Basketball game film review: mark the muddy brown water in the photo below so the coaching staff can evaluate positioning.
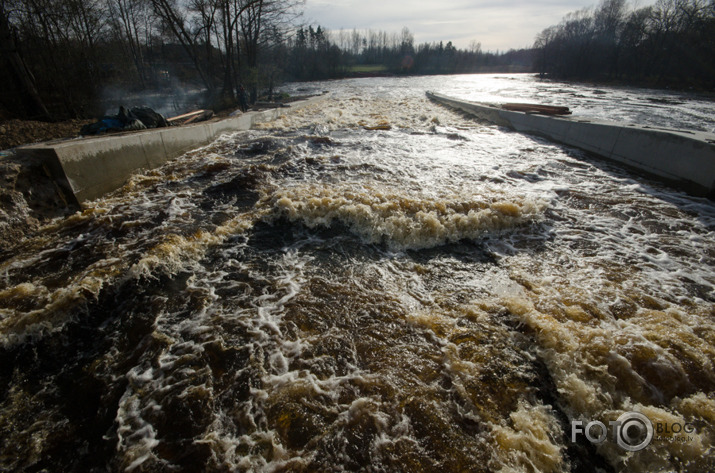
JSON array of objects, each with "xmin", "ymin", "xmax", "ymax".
[{"xmin": 1, "ymin": 75, "xmax": 714, "ymax": 472}]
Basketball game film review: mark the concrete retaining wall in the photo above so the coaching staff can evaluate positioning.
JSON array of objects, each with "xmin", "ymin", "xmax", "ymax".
[
  {"xmin": 17, "ymin": 95, "xmax": 324, "ymax": 206},
  {"xmin": 427, "ymin": 92, "xmax": 715, "ymax": 197}
]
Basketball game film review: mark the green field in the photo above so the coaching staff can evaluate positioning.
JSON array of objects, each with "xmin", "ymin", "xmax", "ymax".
[{"xmin": 348, "ymin": 64, "xmax": 389, "ymax": 73}]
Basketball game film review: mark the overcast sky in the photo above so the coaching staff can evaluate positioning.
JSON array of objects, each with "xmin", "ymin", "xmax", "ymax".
[{"xmin": 302, "ymin": 0, "xmax": 656, "ymax": 51}]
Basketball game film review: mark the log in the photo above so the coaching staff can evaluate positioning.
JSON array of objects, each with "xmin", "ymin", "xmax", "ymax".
[
  {"xmin": 502, "ymin": 103, "xmax": 571, "ymax": 115},
  {"xmin": 167, "ymin": 109, "xmax": 213, "ymax": 125}
]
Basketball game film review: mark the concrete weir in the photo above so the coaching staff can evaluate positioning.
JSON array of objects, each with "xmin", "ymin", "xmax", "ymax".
[
  {"xmin": 427, "ymin": 91, "xmax": 715, "ymax": 197},
  {"xmin": 16, "ymin": 95, "xmax": 325, "ymax": 206}
]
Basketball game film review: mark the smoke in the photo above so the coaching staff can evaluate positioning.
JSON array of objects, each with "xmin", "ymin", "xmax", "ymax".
[{"xmin": 98, "ymin": 83, "xmax": 209, "ymax": 118}]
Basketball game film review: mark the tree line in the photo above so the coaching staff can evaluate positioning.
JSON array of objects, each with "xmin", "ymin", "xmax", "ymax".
[
  {"xmin": 534, "ymin": 0, "xmax": 715, "ymax": 88},
  {"xmin": 3, "ymin": 0, "xmax": 712, "ymax": 122},
  {"xmin": 0, "ymin": 0, "xmax": 534, "ymax": 121},
  {"xmin": 0, "ymin": 0, "xmax": 301, "ymax": 120},
  {"xmin": 284, "ymin": 26, "xmax": 533, "ymax": 81}
]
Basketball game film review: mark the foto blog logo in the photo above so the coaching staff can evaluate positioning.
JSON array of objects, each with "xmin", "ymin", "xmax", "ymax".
[{"xmin": 572, "ymin": 411, "xmax": 654, "ymax": 452}]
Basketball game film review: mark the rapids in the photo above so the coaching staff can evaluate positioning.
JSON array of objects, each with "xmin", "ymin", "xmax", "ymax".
[{"xmin": 1, "ymin": 74, "xmax": 714, "ymax": 472}]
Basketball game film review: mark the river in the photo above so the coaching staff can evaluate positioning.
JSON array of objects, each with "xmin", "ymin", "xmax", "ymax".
[{"xmin": 1, "ymin": 74, "xmax": 714, "ymax": 472}]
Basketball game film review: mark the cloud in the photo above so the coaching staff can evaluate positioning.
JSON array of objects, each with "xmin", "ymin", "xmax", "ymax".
[{"xmin": 302, "ymin": 0, "xmax": 656, "ymax": 51}]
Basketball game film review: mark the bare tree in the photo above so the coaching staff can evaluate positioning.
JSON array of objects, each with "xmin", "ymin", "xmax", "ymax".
[
  {"xmin": 150, "ymin": 0, "xmax": 215, "ymax": 90},
  {"xmin": 239, "ymin": 0, "xmax": 302, "ymax": 101},
  {"xmin": 109, "ymin": 0, "xmax": 153, "ymax": 87},
  {"xmin": 0, "ymin": 2, "xmax": 50, "ymax": 119},
  {"xmin": 534, "ymin": 0, "xmax": 715, "ymax": 87}
]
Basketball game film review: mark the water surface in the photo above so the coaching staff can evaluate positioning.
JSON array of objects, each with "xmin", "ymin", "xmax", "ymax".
[{"xmin": 1, "ymin": 74, "xmax": 714, "ymax": 472}]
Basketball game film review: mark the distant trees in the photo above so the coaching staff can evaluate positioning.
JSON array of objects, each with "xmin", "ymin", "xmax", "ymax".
[
  {"xmin": 2, "ymin": 0, "xmax": 710, "ymax": 121},
  {"xmin": 534, "ymin": 0, "xmax": 715, "ymax": 88},
  {"xmin": 287, "ymin": 26, "xmax": 345, "ymax": 80},
  {"xmin": 284, "ymin": 26, "xmax": 534, "ymax": 81},
  {"xmin": 0, "ymin": 0, "xmax": 534, "ymax": 121}
]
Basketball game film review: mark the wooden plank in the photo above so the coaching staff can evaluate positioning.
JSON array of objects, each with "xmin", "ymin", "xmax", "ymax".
[
  {"xmin": 502, "ymin": 103, "xmax": 571, "ymax": 115},
  {"xmin": 167, "ymin": 110, "xmax": 213, "ymax": 124}
]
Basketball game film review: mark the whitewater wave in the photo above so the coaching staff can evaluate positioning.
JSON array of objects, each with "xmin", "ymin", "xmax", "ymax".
[{"xmin": 260, "ymin": 183, "xmax": 547, "ymax": 250}]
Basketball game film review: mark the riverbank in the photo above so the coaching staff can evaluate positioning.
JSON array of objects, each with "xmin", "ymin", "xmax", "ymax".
[
  {"xmin": 0, "ymin": 94, "xmax": 325, "ymax": 252},
  {"xmin": 3, "ymin": 74, "xmax": 712, "ymax": 151},
  {"xmin": 0, "ymin": 118, "xmax": 94, "ymax": 150},
  {"xmin": 0, "ymin": 94, "xmax": 315, "ymax": 151}
]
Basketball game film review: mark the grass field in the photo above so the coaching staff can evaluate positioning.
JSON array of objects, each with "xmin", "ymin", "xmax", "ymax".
[{"xmin": 347, "ymin": 64, "xmax": 389, "ymax": 73}]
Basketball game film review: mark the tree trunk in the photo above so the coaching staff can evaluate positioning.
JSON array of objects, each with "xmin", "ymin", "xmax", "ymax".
[
  {"xmin": 0, "ymin": 6, "xmax": 52, "ymax": 120},
  {"xmin": 150, "ymin": 0, "xmax": 215, "ymax": 92}
]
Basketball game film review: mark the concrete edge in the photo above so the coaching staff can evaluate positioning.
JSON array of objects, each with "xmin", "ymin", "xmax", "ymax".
[
  {"xmin": 427, "ymin": 91, "xmax": 715, "ymax": 197},
  {"xmin": 15, "ymin": 94, "xmax": 325, "ymax": 205}
]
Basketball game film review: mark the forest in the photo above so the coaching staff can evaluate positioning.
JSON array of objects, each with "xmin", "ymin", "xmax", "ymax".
[
  {"xmin": 0, "ymin": 0, "xmax": 304, "ymax": 120},
  {"xmin": 285, "ymin": 26, "xmax": 532, "ymax": 81},
  {"xmin": 1, "ymin": 0, "xmax": 713, "ymax": 122},
  {"xmin": 534, "ymin": 0, "xmax": 715, "ymax": 88},
  {"xmin": 0, "ymin": 0, "xmax": 531, "ymax": 121}
]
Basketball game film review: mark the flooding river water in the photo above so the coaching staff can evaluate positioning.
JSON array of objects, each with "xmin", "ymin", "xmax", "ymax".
[{"xmin": 1, "ymin": 74, "xmax": 714, "ymax": 472}]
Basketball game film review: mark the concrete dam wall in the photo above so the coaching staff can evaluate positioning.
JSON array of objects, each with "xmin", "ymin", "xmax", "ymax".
[
  {"xmin": 427, "ymin": 91, "xmax": 715, "ymax": 197},
  {"xmin": 15, "ymin": 95, "xmax": 325, "ymax": 206}
]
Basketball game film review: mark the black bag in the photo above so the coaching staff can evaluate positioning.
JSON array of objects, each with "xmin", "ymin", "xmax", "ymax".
[{"xmin": 130, "ymin": 107, "xmax": 169, "ymax": 129}]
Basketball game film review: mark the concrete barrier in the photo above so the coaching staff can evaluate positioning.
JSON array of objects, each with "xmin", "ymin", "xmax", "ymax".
[
  {"xmin": 427, "ymin": 91, "xmax": 715, "ymax": 197},
  {"xmin": 17, "ymin": 95, "xmax": 325, "ymax": 206}
]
